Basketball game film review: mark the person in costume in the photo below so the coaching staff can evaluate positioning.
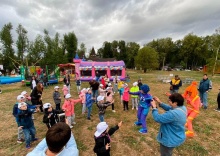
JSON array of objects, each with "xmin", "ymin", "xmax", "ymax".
[
  {"xmin": 129, "ymin": 84, "xmax": 152, "ymax": 134},
  {"xmin": 182, "ymin": 81, "xmax": 201, "ymax": 137}
]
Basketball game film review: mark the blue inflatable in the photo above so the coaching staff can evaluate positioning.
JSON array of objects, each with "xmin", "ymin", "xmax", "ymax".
[
  {"xmin": 48, "ymin": 79, "xmax": 58, "ymax": 84},
  {"xmin": 0, "ymin": 76, "xmax": 22, "ymax": 84}
]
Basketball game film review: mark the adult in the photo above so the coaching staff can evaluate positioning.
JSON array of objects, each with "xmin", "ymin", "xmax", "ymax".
[
  {"xmin": 113, "ymin": 75, "xmax": 120, "ymax": 93},
  {"xmin": 198, "ymin": 74, "xmax": 212, "ymax": 109},
  {"xmin": 30, "ymin": 76, "xmax": 39, "ymax": 91},
  {"xmin": 63, "ymin": 73, "xmax": 71, "ymax": 94},
  {"xmin": 138, "ymin": 79, "xmax": 143, "ymax": 90},
  {"xmin": 182, "ymin": 81, "xmax": 201, "ymax": 137},
  {"xmin": 89, "ymin": 80, "xmax": 100, "ymax": 103},
  {"xmin": 30, "ymin": 83, "xmax": 43, "ymax": 112},
  {"xmin": 151, "ymin": 93, "xmax": 187, "ymax": 156},
  {"xmin": 42, "ymin": 73, "xmax": 48, "ymax": 88},
  {"xmin": 170, "ymin": 75, "xmax": 182, "ymax": 94},
  {"xmin": 95, "ymin": 71, "xmax": 101, "ymax": 82},
  {"xmin": 26, "ymin": 122, "xmax": 79, "ymax": 156}
]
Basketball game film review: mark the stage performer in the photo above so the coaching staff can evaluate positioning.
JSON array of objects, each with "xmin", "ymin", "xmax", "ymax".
[
  {"xmin": 182, "ymin": 81, "xmax": 201, "ymax": 137},
  {"xmin": 129, "ymin": 84, "xmax": 152, "ymax": 134}
]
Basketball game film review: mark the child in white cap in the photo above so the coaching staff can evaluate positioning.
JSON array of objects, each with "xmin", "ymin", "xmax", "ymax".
[
  {"xmin": 93, "ymin": 121, "xmax": 122, "ymax": 156},
  {"xmin": 79, "ymin": 88, "xmax": 87, "ymax": 114},
  {"xmin": 43, "ymin": 103, "xmax": 64, "ymax": 129},
  {"xmin": 99, "ymin": 84, "xmax": 106, "ymax": 97},
  {"xmin": 130, "ymin": 82, "xmax": 139, "ymax": 110},
  {"xmin": 53, "ymin": 86, "xmax": 61, "ymax": 110},
  {"xmin": 62, "ymin": 93, "xmax": 82, "ymax": 128},
  {"xmin": 21, "ymin": 91, "xmax": 31, "ymax": 103},
  {"xmin": 96, "ymin": 95, "xmax": 113, "ymax": 122},
  {"xmin": 86, "ymin": 88, "xmax": 95, "ymax": 120}
]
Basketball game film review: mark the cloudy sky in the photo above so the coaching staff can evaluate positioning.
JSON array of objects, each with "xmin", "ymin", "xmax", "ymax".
[{"xmin": 0, "ymin": 0, "xmax": 220, "ymax": 51}]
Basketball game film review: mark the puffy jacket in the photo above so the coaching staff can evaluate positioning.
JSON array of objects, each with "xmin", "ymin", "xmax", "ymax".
[
  {"xmin": 170, "ymin": 78, "xmax": 182, "ymax": 90},
  {"xmin": 122, "ymin": 87, "xmax": 130, "ymax": 101},
  {"xmin": 97, "ymin": 102, "xmax": 111, "ymax": 115},
  {"xmin": 53, "ymin": 91, "xmax": 61, "ymax": 104},
  {"xmin": 13, "ymin": 103, "xmax": 36, "ymax": 119},
  {"xmin": 152, "ymin": 103, "xmax": 186, "ymax": 147},
  {"xmin": 130, "ymin": 86, "xmax": 139, "ymax": 98},
  {"xmin": 17, "ymin": 108, "xmax": 35, "ymax": 129},
  {"xmin": 86, "ymin": 93, "xmax": 95, "ymax": 107},
  {"xmin": 62, "ymin": 99, "xmax": 82, "ymax": 116},
  {"xmin": 198, "ymin": 79, "xmax": 212, "ymax": 93},
  {"xmin": 43, "ymin": 109, "xmax": 64, "ymax": 128}
]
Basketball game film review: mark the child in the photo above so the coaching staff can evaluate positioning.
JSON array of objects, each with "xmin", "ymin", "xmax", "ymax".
[
  {"xmin": 62, "ymin": 85, "xmax": 69, "ymax": 98},
  {"xmin": 53, "ymin": 86, "xmax": 61, "ymax": 110},
  {"xmin": 130, "ymin": 82, "xmax": 139, "ymax": 110},
  {"xmin": 42, "ymin": 103, "xmax": 64, "ymax": 129},
  {"xmin": 86, "ymin": 88, "xmax": 95, "ymax": 120},
  {"xmin": 96, "ymin": 95, "xmax": 113, "ymax": 122},
  {"xmin": 79, "ymin": 88, "xmax": 87, "ymax": 114},
  {"xmin": 106, "ymin": 87, "xmax": 116, "ymax": 112},
  {"xmin": 216, "ymin": 89, "xmax": 220, "ymax": 112},
  {"xmin": 17, "ymin": 102, "xmax": 38, "ymax": 149},
  {"xmin": 93, "ymin": 121, "xmax": 122, "ymax": 156},
  {"xmin": 13, "ymin": 95, "xmax": 37, "ymax": 143},
  {"xmin": 76, "ymin": 77, "xmax": 81, "ymax": 94},
  {"xmin": 21, "ymin": 91, "xmax": 31, "ymax": 103},
  {"xmin": 62, "ymin": 93, "xmax": 82, "ymax": 128},
  {"xmin": 129, "ymin": 84, "xmax": 152, "ymax": 134},
  {"xmin": 118, "ymin": 84, "xmax": 124, "ymax": 105},
  {"xmin": 122, "ymin": 83, "xmax": 130, "ymax": 111},
  {"xmin": 99, "ymin": 84, "xmax": 106, "ymax": 97}
]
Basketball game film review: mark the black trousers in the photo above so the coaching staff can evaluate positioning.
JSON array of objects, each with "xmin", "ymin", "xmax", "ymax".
[
  {"xmin": 123, "ymin": 101, "xmax": 128, "ymax": 110},
  {"xmin": 56, "ymin": 103, "xmax": 61, "ymax": 110}
]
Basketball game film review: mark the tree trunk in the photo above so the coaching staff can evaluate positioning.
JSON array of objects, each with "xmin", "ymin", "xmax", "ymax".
[{"xmin": 161, "ymin": 56, "xmax": 165, "ymax": 71}]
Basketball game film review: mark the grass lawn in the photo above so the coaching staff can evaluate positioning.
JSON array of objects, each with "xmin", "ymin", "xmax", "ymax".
[{"xmin": 0, "ymin": 69, "xmax": 220, "ymax": 156}]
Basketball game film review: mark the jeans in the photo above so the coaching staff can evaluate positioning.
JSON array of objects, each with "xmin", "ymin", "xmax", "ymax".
[
  {"xmin": 67, "ymin": 114, "xmax": 75, "ymax": 126},
  {"xmin": 87, "ymin": 106, "xmax": 92, "ymax": 118},
  {"xmin": 170, "ymin": 89, "xmax": 178, "ymax": 94},
  {"xmin": 99, "ymin": 114, "xmax": 104, "ymax": 122},
  {"xmin": 92, "ymin": 90, "xmax": 98, "ymax": 103},
  {"xmin": 199, "ymin": 92, "xmax": 208, "ymax": 107},
  {"xmin": 16, "ymin": 118, "xmax": 24, "ymax": 140},
  {"xmin": 113, "ymin": 84, "xmax": 118, "ymax": 93},
  {"xmin": 23, "ymin": 126, "xmax": 36, "ymax": 146},
  {"xmin": 160, "ymin": 143, "xmax": 174, "ymax": 156}
]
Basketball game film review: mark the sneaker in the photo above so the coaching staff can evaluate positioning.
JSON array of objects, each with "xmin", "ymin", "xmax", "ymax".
[
  {"xmin": 214, "ymin": 108, "xmax": 220, "ymax": 112},
  {"xmin": 17, "ymin": 139, "xmax": 24, "ymax": 143},
  {"xmin": 87, "ymin": 117, "xmax": 91, "ymax": 120},
  {"xmin": 26, "ymin": 144, "xmax": 31, "ymax": 149},
  {"xmin": 32, "ymin": 138, "xmax": 38, "ymax": 142},
  {"xmin": 139, "ymin": 128, "xmax": 147, "ymax": 134},
  {"xmin": 112, "ymin": 110, "xmax": 116, "ymax": 113},
  {"xmin": 70, "ymin": 125, "xmax": 73, "ymax": 129},
  {"xmin": 72, "ymin": 122, "xmax": 76, "ymax": 125},
  {"xmin": 186, "ymin": 131, "xmax": 194, "ymax": 137}
]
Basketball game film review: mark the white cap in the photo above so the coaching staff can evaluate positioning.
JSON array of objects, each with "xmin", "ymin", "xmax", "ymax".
[
  {"xmin": 54, "ymin": 86, "xmax": 59, "ymax": 89},
  {"xmin": 17, "ymin": 95, "xmax": 25, "ymax": 100},
  {"xmin": 133, "ymin": 82, "xmax": 138, "ymax": 86},
  {"xmin": 87, "ymin": 88, "xmax": 91, "ymax": 91},
  {"xmin": 18, "ymin": 102, "xmax": 27, "ymax": 108},
  {"xmin": 43, "ymin": 103, "xmax": 52, "ymax": 109},
  {"xmin": 81, "ymin": 88, "xmax": 87, "ymax": 92},
  {"xmin": 65, "ymin": 93, "xmax": 71, "ymax": 99},
  {"xmin": 94, "ymin": 122, "xmax": 109, "ymax": 137},
  {"xmin": 106, "ymin": 87, "xmax": 111, "ymax": 90},
  {"xmin": 21, "ymin": 91, "xmax": 27, "ymax": 96},
  {"xmin": 99, "ymin": 84, "xmax": 103, "ymax": 87},
  {"xmin": 124, "ymin": 83, "xmax": 128, "ymax": 87},
  {"xmin": 97, "ymin": 95, "xmax": 105, "ymax": 102},
  {"xmin": 108, "ymin": 83, "xmax": 112, "ymax": 86}
]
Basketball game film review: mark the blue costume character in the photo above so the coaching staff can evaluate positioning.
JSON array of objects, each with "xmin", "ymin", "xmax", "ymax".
[{"xmin": 129, "ymin": 84, "xmax": 152, "ymax": 134}]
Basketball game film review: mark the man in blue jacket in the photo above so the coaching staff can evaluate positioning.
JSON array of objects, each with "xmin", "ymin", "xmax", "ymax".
[
  {"xmin": 151, "ymin": 93, "xmax": 186, "ymax": 156},
  {"xmin": 198, "ymin": 74, "xmax": 212, "ymax": 109}
]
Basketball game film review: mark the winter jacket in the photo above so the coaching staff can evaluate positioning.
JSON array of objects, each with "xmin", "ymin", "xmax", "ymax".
[
  {"xmin": 79, "ymin": 92, "xmax": 86, "ymax": 104},
  {"xmin": 63, "ymin": 75, "xmax": 71, "ymax": 86},
  {"xmin": 86, "ymin": 93, "xmax": 95, "ymax": 108},
  {"xmin": 62, "ymin": 86, "xmax": 69, "ymax": 96},
  {"xmin": 152, "ymin": 103, "xmax": 186, "ymax": 147},
  {"xmin": 43, "ymin": 109, "xmax": 64, "ymax": 128},
  {"xmin": 62, "ymin": 99, "xmax": 82, "ymax": 116},
  {"xmin": 30, "ymin": 87, "xmax": 42, "ymax": 105},
  {"xmin": 93, "ymin": 125, "xmax": 119, "ymax": 156},
  {"xmin": 198, "ymin": 78, "xmax": 212, "ymax": 93},
  {"xmin": 97, "ymin": 102, "xmax": 111, "ymax": 115},
  {"xmin": 17, "ymin": 108, "xmax": 35, "ymax": 129},
  {"xmin": 170, "ymin": 78, "xmax": 182, "ymax": 90},
  {"xmin": 53, "ymin": 91, "xmax": 61, "ymax": 104},
  {"xmin": 122, "ymin": 87, "xmax": 130, "ymax": 101},
  {"xmin": 129, "ymin": 91, "xmax": 152, "ymax": 108},
  {"xmin": 118, "ymin": 87, "xmax": 124, "ymax": 96},
  {"xmin": 13, "ymin": 103, "xmax": 36, "ymax": 121},
  {"xmin": 130, "ymin": 86, "xmax": 139, "ymax": 98}
]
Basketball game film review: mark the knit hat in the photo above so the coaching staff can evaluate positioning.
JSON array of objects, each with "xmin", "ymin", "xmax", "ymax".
[
  {"xmin": 65, "ymin": 94, "xmax": 71, "ymax": 99},
  {"xmin": 17, "ymin": 95, "xmax": 25, "ymax": 100},
  {"xmin": 97, "ymin": 95, "xmax": 105, "ymax": 102},
  {"xmin": 43, "ymin": 103, "xmax": 52, "ymax": 109},
  {"xmin": 21, "ymin": 91, "xmax": 27, "ymax": 96},
  {"xmin": 54, "ymin": 86, "xmax": 59, "ymax": 89},
  {"xmin": 133, "ymin": 82, "xmax": 138, "ymax": 86},
  {"xmin": 140, "ymin": 84, "xmax": 150, "ymax": 93},
  {"xmin": 18, "ymin": 102, "xmax": 27, "ymax": 108},
  {"xmin": 94, "ymin": 122, "xmax": 109, "ymax": 137}
]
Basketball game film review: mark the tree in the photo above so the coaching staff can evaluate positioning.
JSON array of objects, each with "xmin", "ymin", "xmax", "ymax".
[
  {"xmin": 126, "ymin": 42, "xmax": 140, "ymax": 68},
  {"xmin": 89, "ymin": 47, "xmax": 96, "ymax": 57},
  {"xmin": 102, "ymin": 41, "xmax": 113, "ymax": 58},
  {"xmin": 64, "ymin": 32, "xmax": 78, "ymax": 62},
  {"xmin": 77, "ymin": 42, "xmax": 86, "ymax": 58},
  {"xmin": 135, "ymin": 46, "xmax": 159, "ymax": 72},
  {"xmin": 118, "ymin": 40, "xmax": 127, "ymax": 62},
  {"xmin": 16, "ymin": 24, "xmax": 28, "ymax": 63},
  {"xmin": 0, "ymin": 22, "xmax": 15, "ymax": 71}
]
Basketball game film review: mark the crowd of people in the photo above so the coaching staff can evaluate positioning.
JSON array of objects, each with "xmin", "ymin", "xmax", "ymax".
[{"xmin": 11, "ymin": 72, "xmax": 218, "ymax": 156}]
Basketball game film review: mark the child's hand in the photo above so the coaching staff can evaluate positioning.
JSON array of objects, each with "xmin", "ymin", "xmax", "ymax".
[
  {"xmin": 153, "ymin": 96, "xmax": 161, "ymax": 103},
  {"xmin": 105, "ymin": 143, "xmax": 111, "ymax": 150},
  {"xmin": 118, "ymin": 121, "xmax": 122, "ymax": 127},
  {"xmin": 19, "ymin": 126, "xmax": 23, "ymax": 129},
  {"xmin": 151, "ymin": 100, "xmax": 157, "ymax": 108},
  {"xmin": 59, "ymin": 97, "xmax": 61, "ymax": 99}
]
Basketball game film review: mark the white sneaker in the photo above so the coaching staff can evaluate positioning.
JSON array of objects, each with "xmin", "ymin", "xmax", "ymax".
[
  {"xmin": 70, "ymin": 126, "xmax": 73, "ymax": 128},
  {"xmin": 112, "ymin": 110, "xmax": 116, "ymax": 113},
  {"xmin": 72, "ymin": 122, "xmax": 76, "ymax": 125}
]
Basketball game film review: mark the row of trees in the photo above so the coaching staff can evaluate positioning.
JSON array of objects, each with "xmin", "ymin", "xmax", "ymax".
[{"xmin": 0, "ymin": 22, "xmax": 220, "ymax": 73}]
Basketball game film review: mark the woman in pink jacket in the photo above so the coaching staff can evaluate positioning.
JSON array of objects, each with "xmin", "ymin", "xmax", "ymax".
[
  {"xmin": 62, "ymin": 94, "xmax": 82, "ymax": 128},
  {"xmin": 122, "ymin": 83, "xmax": 130, "ymax": 111}
]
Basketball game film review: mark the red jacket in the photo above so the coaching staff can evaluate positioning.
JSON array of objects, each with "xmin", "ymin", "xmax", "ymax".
[
  {"xmin": 122, "ymin": 87, "xmax": 130, "ymax": 101},
  {"xmin": 62, "ymin": 99, "xmax": 82, "ymax": 116}
]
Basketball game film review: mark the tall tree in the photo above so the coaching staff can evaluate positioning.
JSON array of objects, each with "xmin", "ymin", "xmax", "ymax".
[
  {"xmin": 77, "ymin": 42, "xmax": 86, "ymax": 58},
  {"xmin": 64, "ymin": 32, "xmax": 78, "ymax": 62},
  {"xmin": 16, "ymin": 24, "xmax": 28, "ymax": 63},
  {"xmin": 135, "ymin": 46, "xmax": 159, "ymax": 72},
  {"xmin": 102, "ymin": 41, "xmax": 113, "ymax": 58},
  {"xmin": 0, "ymin": 22, "xmax": 15, "ymax": 71},
  {"xmin": 118, "ymin": 40, "xmax": 127, "ymax": 62},
  {"xmin": 126, "ymin": 42, "xmax": 140, "ymax": 68}
]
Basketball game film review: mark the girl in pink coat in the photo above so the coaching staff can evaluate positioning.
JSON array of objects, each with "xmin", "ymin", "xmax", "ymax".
[
  {"xmin": 62, "ymin": 85, "xmax": 69, "ymax": 98},
  {"xmin": 62, "ymin": 94, "xmax": 82, "ymax": 128},
  {"xmin": 122, "ymin": 83, "xmax": 130, "ymax": 111},
  {"xmin": 79, "ymin": 88, "xmax": 87, "ymax": 114}
]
